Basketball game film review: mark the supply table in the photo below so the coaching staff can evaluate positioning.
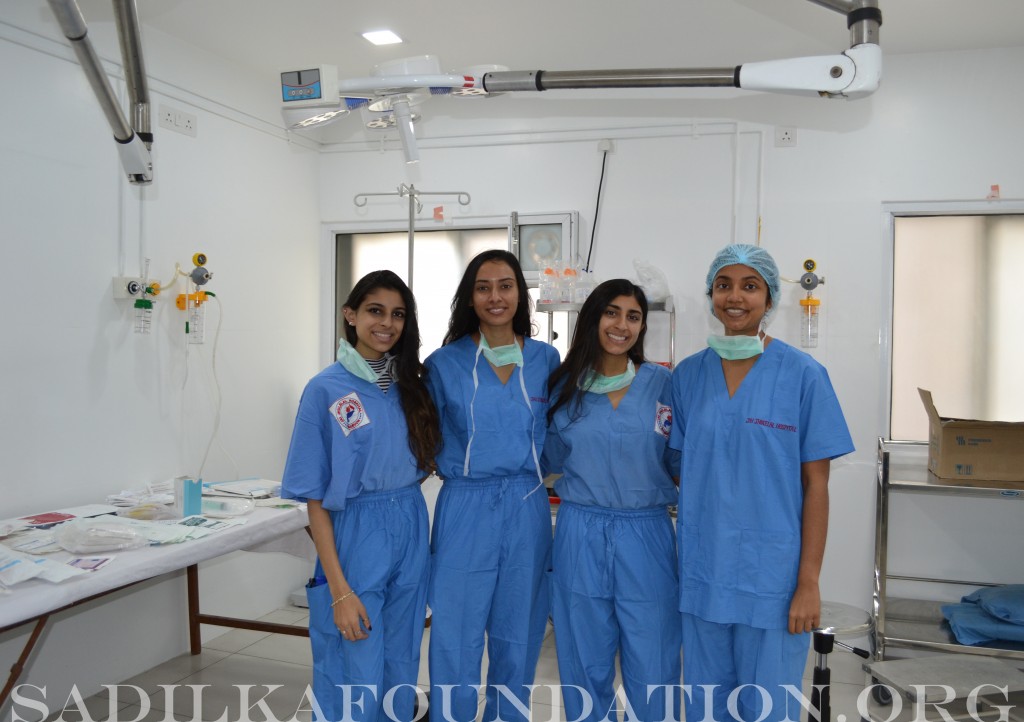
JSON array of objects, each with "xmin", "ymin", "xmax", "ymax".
[{"xmin": 1, "ymin": 505, "xmax": 313, "ymax": 706}]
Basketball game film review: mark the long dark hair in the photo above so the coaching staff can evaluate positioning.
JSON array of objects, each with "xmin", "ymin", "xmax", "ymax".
[
  {"xmin": 442, "ymin": 249, "xmax": 533, "ymax": 345},
  {"xmin": 547, "ymin": 279, "xmax": 648, "ymax": 423},
  {"xmin": 343, "ymin": 270, "xmax": 440, "ymax": 473}
]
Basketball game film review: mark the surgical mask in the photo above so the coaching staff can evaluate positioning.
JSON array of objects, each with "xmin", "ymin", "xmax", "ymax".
[
  {"xmin": 479, "ymin": 334, "xmax": 523, "ymax": 368},
  {"xmin": 707, "ymin": 332, "xmax": 764, "ymax": 360},
  {"xmin": 583, "ymin": 359, "xmax": 636, "ymax": 394},
  {"xmin": 336, "ymin": 337, "xmax": 383, "ymax": 383}
]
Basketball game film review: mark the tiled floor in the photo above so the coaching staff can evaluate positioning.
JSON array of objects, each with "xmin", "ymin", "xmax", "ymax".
[{"xmin": 42, "ymin": 606, "xmax": 883, "ymax": 721}]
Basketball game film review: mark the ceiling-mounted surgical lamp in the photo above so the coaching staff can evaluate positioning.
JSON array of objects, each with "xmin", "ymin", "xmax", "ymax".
[{"xmin": 280, "ymin": 0, "xmax": 882, "ymax": 157}]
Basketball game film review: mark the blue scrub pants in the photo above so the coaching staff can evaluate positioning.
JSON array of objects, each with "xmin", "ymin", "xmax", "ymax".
[
  {"xmin": 680, "ymin": 614, "xmax": 809, "ymax": 722},
  {"xmin": 552, "ymin": 502, "xmax": 681, "ymax": 722},
  {"xmin": 307, "ymin": 485, "xmax": 429, "ymax": 722},
  {"xmin": 428, "ymin": 475, "xmax": 553, "ymax": 722}
]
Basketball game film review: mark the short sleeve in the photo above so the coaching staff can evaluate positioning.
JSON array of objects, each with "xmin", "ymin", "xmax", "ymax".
[
  {"xmin": 280, "ymin": 398, "xmax": 332, "ymax": 503},
  {"xmin": 423, "ymin": 355, "xmax": 446, "ymax": 422},
  {"xmin": 668, "ymin": 366, "xmax": 687, "ymax": 452},
  {"xmin": 799, "ymin": 363, "xmax": 855, "ymax": 463}
]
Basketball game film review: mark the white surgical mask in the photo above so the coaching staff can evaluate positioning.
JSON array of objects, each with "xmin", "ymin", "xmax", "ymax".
[
  {"xmin": 479, "ymin": 334, "xmax": 523, "ymax": 367},
  {"xmin": 582, "ymin": 359, "xmax": 636, "ymax": 394},
  {"xmin": 337, "ymin": 337, "xmax": 383, "ymax": 382},
  {"xmin": 707, "ymin": 331, "xmax": 764, "ymax": 360}
]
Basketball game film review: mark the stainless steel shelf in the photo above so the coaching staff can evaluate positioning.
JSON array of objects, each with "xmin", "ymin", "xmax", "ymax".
[
  {"xmin": 880, "ymin": 598, "xmax": 1024, "ymax": 662},
  {"xmin": 537, "ymin": 295, "xmax": 676, "ymax": 367},
  {"xmin": 535, "ymin": 302, "xmax": 582, "ymax": 313},
  {"xmin": 873, "ymin": 438, "xmax": 1024, "ymax": 662}
]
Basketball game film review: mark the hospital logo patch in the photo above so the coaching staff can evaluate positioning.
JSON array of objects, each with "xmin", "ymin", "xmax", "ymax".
[
  {"xmin": 331, "ymin": 392, "xmax": 371, "ymax": 437},
  {"xmin": 655, "ymin": 402, "xmax": 673, "ymax": 439}
]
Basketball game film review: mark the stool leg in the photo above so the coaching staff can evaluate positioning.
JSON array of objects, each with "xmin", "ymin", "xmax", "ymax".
[{"xmin": 811, "ymin": 630, "xmax": 834, "ymax": 722}]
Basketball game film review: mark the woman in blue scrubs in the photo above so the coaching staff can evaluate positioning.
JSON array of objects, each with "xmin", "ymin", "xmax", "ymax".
[
  {"xmin": 543, "ymin": 279, "xmax": 681, "ymax": 722},
  {"xmin": 282, "ymin": 270, "xmax": 440, "ymax": 722},
  {"xmin": 669, "ymin": 244, "xmax": 854, "ymax": 722},
  {"xmin": 425, "ymin": 249, "xmax": 560, "ymax": 722}
]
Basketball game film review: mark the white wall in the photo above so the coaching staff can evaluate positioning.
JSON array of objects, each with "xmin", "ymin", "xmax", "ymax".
[
  {"xmin": 3, "ymin": 1, "xmax": 1023, "ymax": 708},
  {"xmin": 316, "ymin": 46, "xmax": 1024, "ymax": 618},
  {"xmin": 0, "ymin": 9, "xmax": 319, "ymax": 713}
]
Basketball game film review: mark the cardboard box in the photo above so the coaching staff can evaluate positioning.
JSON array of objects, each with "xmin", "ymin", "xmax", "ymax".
[{"xmin": 918, "ymin": 388, "xmax": 1024, "ymax": 482}]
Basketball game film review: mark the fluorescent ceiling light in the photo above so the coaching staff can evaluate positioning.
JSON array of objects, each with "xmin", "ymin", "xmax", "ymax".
[{"xmin": 362, "ymin": 30, "xmax": 403, "ymax": 46}]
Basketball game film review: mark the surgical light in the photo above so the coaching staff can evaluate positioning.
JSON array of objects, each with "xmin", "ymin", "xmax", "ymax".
[{"xmin": 288, "ymin": 108, "xmax": 349, "ymax": 129}]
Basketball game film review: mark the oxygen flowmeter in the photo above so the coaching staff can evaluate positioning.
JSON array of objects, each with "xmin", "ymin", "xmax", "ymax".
[
  {"xmin": 176, "ymin": 253, "xmax": 213, "ymax": 344},
  {"xmin": 798, "ymin": 259, "xmax": 823, "ymax": 348}
]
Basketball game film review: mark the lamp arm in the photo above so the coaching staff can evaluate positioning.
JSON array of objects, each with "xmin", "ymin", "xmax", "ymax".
[
  {"xmin": 737, "ymin": 43, "xmax": 881, "ymax": 98},
  {"xmin": 338, "ymin": 73, "xmax": 478, "ymax": 94}
]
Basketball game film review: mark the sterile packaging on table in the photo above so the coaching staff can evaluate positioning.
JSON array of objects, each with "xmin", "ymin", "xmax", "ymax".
[
  {"xmin": 54, "ymin": 517, "xmax": 149, "ymax": 553},
  {"xmin": 918, "ymin": 388, "xmax": 1024, "ymax": 482}
]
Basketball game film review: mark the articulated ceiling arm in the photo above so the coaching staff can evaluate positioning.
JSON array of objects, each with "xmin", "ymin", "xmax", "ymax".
[
  {"xmin": 287, "ymin": 0, "xmax": 883, "ymax": 132},
  {"xmin": 482, "ymin": 0, "xmax": 881, "ymax": 99},
  {"xmin": 112, "ymin": 0, "xmax": 152, "ymax": 144},
  {"xmin": 47, "ymin": 0, "xmax": 153, "ymax": 184}
]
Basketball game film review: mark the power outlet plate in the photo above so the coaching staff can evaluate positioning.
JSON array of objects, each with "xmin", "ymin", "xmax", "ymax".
[
  {"xmin": 774, "ymin": 126, "xmax": 797, "ymax": 147},
  {"xmin": 158, "ymin": 104, "xmax": 197, "ymax": 137}
]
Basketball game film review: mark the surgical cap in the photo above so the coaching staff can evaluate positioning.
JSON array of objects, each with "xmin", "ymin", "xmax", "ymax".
[{"xmin": 705, "ymin": 243, "xmax": 781, "ymax": 318}]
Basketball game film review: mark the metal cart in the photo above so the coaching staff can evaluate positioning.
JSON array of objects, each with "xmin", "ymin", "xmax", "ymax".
[{"xmin": 873, "ymin": 438, "xmax": 1024, "ymax": 663}]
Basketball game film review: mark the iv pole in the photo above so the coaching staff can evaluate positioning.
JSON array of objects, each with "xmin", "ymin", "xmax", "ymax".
[{"xmin": 354, "ymin": 184, "xmax": 471, "ymax": 290}]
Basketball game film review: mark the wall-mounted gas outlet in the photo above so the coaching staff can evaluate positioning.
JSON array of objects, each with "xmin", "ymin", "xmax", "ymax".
[
  {"xmin": 113, "ymin": 276, "xmax": 146, "ymax": 300},
  {"xmin": 158, "ymin": 104, "xmax": 197, "ymax": 138},
  {"xmin": 774, "ymin": 126, "xmax": 797, "ymax": 147}
]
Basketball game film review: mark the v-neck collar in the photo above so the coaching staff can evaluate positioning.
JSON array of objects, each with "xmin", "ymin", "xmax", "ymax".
[
  {"xmin": 592, "ymin": 362, "xmax": 643, "ymax": 412},
  {"xmin": 711, "ymin": 341, "xmax": 774, "ymax": 407},
  {"xmin": 470, "ymin": 335, "xmax": 523, "ymax": 388}
]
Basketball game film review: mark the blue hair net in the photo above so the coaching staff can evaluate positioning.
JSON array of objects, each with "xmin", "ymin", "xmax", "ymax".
[{"xmin": 705, "ymin": 243, "xmax": 781, "ymax": 319}]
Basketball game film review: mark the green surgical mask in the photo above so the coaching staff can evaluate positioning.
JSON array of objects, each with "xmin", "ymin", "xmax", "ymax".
[
  {"xmin": 479, "ymin": 334, "xmax": 523, "ymax": 368},
  {"xmin": 582, "ymin": 359, "xmax": 636, "ymax": 394},
  {"xmin": 336, "ymin": 337, "xmax": 379, "ymax": 383},
  {"xmin": 707, "ymin": 332, "xmax": 764, "ymax": 360}
]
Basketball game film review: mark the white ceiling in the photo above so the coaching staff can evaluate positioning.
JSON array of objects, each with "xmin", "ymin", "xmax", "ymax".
[
  {"xmin": 80, "ymin": 0, "xmax": 1023, "ymax": 80},
  {"xmin": 66, "ymin": 0, "xmax": 1024, "ymax": 143}
]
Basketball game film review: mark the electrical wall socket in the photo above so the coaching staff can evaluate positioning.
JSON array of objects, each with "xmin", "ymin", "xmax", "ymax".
[
  {"xmin": 112, "ymin": 276, "xmax": 145, "ymax": 300},
  {"xmin": 158, "ymin": 104, "xmax": 197, "ymax": 137},
  {"xmin": 775, "ymin": 126, "xmax": 797, "ymax": 147}
]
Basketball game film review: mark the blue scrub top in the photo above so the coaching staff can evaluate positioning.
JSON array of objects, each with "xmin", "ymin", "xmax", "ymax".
[
  {"xmin": 543, "ymin": 362, "xmax": 680, "ymax": 509},
  {"xmin": 425, "ymin": 335, "xmax": 560, "ymax": 481},
  {"xmin": 669, "ymin": 340, "xmax": 854, "ymax": 629},
  {"xmin": 281, "ymin": 362, "xmax": 422, "ymax": 511}
]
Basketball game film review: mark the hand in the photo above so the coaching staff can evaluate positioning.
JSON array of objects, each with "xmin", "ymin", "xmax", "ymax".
[
  {"xmin": 333, "ymin": 593, "xmax": 372, "ymax": 641},
  {"xmin": 788, "ymin": 581, "xmax": 820, "ymax": 634}
]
